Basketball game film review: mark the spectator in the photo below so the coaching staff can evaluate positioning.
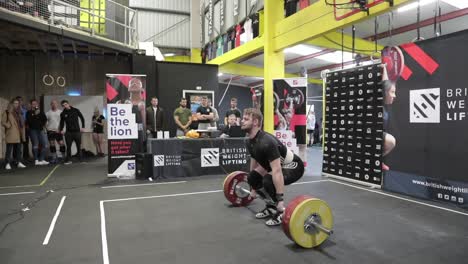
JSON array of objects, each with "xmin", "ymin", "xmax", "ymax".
[
  {"xmin": 173, "ymin": 97, "xmax": 192, "ymax": 136},
  {"xmin": 15, "ymin": 96, "xmax": 31, "ymax": 160},
  {"xmin": 59, "ymin": 100, "xmax": 85, "ymax": 165},
  {"xmin": 307, "ymin": 111, "xmax": 315, "ymax": 146},
  {"xmin": 224, "ymin": 97, "xmax": 241, "ymax": 125},
  {"xmin": 196, "ymin": 96, "xmax": 214, "ymax": 130},
  {"xmin": 146, "ymin": 97, "xmax": 164, "ymax": 138},
  {"xmin": 207, "ymin": 98, "xmax": 219, "ymax": 128},
  {"xmin": 26, "ymin": 99, "xmax": 49, "ymax": 165},
  {"xmin": 46, "ymin": 99, "xmax": 66, "ymax": 163},
  {"xmin": 92, "ymin": 107, "xmax": 105, "ymax": 157},
  {"xmin": 1, "ymin": 99, "xmax": 26, "ymax": 170}
]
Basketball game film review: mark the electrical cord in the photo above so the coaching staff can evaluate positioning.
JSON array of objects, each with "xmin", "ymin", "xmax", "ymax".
[{"xmin": 0, "ymin": 179, "xmax": 120, "ymax": 238}]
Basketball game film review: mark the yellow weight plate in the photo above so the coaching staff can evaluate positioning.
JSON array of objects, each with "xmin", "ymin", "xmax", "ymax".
[{"xmin": 289, "ymin": 198, "xmax": 333, "ymax": 248}]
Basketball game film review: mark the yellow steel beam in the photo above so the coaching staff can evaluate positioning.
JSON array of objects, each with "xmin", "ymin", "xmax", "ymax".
[
  {"xmin": 220, "ymin": 63, "xmax": 322, "ymax": 83},
  {"xmin": 207, "ymin": 36, "xmax": 265, "ymax": 66},
  {"xmin": 191, "ymin": 48, "xmax": 202, "ymax": 63},
  {"xmin": 309, "ymin": 32, "xmax": 383, "ymax": 57},
  {"xmin": 263, "ymin": 0, "xmax": 284, "ymax": 132},
  {"xmin": 164, "ymin": 56, "xmax": 191, "ymax": 63},
  {"xmin": 274, "ymin": 0, "xmax": 411, "ymax": 52}
]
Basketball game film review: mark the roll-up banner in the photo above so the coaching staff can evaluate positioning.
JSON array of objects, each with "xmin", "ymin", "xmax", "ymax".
[
  {"xmin": 250, "ymin": 78, "xmax": 307, "ymax": 160},
  {"xmin": 106, "ymin": 74, "xmax": 146, "ymax": 177},
  {"xmin": 383, "ymin": 30, "xmax": 468, "ymax": 209},
  {"xmin": 322, "ymin": 64, "xmax": 384, "ymax": 187}
]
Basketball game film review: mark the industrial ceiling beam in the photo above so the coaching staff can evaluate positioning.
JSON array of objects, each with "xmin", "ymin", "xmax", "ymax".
[{"xmin": 273, "ymin": 0, "xmax": 411, "ymax": 52}]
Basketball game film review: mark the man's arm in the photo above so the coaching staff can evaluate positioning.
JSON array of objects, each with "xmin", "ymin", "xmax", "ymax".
[
  {"xmin": 77, "ymin": 109, "xmax": 85, "ymax": 128},
  {"xmin": 174, "ymin": 115, "xmax": 184, "ymax": 130},
  {"xmin": 270, "ymin": 158, "xmax": 285, "ymax": 209},
  {"xmin": 59, "ymin": 113, "xmax": 65, "ymax": 132}
]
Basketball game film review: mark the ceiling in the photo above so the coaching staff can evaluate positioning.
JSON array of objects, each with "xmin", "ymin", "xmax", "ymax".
[{"xmin": 220, "ymin": 1, "xmax": 468, "ymax": 86}]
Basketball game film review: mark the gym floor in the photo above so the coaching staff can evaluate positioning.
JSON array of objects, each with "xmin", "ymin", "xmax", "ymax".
[{"xmin": 1, "ymin": 147, "xmax": 467, "ymax": 264}]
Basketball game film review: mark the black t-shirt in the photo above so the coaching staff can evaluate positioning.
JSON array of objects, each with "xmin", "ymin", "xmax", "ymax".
[
  {"xmin": 92, "ymin": 115, "xmax": 105, "ymax": 133},
  {"xmin": 225, "ymin": 108, "xmax": 241, "ymax": 119},
  {"xmin": 247, "ymin": 130, "xmax": 288, "ymax": 172},
  {"xmin": 251, "ymin": 13, "xmax": 260, "ymax": 38},
  {"xmin": 196, "ymin": 105, "xmax": 212, "ymax": 123}
]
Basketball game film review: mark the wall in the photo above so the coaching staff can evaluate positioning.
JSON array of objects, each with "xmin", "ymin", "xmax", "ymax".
[
  {"xmin": 131, "ymin": 59, "xmax": 219, "ymax": 136},
  {"xmin": 0, "ymin": 53, "xmax": 131, "ymax": 158},
  {"xmin": 216, "ymin": 83, "xmax": 252, "ymax": 124}
]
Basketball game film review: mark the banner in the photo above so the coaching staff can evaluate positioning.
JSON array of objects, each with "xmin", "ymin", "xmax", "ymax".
[
  {"xmin": 149, "ymin": 138, "xmax": 250, "ymax": 179},
  {"xmin": 322, "ymin": 64, "xmax": 384, "ymax": 186},
  {"xmin": 106, "ymin": 74, "xmax": 146, "ymax": 177},
  {"xmin": 383, "ymin": 30, "xmax": 468, "ymax": 209}
]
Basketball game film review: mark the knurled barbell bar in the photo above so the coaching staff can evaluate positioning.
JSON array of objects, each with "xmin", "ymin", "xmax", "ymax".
[{"xmin": 223, "ymin": 171, "xmax": 334, "ymax": 248}]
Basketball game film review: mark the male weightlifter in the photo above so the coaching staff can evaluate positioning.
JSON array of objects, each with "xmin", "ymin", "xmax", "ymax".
[{"xmin": 241, "ymin": 108, "xmax": 305, "ymax": 226}]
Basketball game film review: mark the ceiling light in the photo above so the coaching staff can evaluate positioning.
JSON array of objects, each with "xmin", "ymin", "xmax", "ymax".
[
  {"xmin": 284, "ymin": 44, "xmax": 321, "ymax": 55},
  {"xmin": 441, "ymin": 0, "xmax": 468, "ymax": 9},
  {"xmin": 164, "ymin": 53, "xmax": 175, "ymax": 57},
  {"xmin": 397, "ymin": 0, "xmax": 435, "ymax": 13},
  {"xmin": 317, "ymin": 51, "xmax": 354, "ymax": 63}
]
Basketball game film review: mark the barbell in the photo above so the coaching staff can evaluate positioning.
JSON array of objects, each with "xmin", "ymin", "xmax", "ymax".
[{"xmin": 223, "ymin": 171, "xmax": 334, "ymax": 248}]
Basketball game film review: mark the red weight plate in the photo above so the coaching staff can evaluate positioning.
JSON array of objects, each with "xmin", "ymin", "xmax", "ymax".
[
  {"xmin": 282, "ymin": 195, "xmax": 314, "ymax": 240},
  {"xmin": 382, "ymin": 46, "xmax": 405, "ymax": 82},
  {"xmin": 223, "ymin": 171, "xmax": 254, "ymax": 206}
]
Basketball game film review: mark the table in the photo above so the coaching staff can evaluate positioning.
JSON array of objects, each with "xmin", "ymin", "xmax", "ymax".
[{"xmin": 148, "ymin": 138, "xmax": 250, "ymax": 179}]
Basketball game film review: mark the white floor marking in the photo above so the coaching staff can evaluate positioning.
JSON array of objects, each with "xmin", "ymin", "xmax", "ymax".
[
  {"xmin": 328, "ymin": 179, "xmax": 468, "ymax": 216},
  {"xmin": 101, "ymin": 181, "xmax": 187, "ymax": 189},
  {"xmin": 42, "ymin": 196, "xmax": 66, "ymax": 245},
  {"xmin": 102, "ymin": 190, "xmax": 223, "ymax": 203},
  {"xmin": 100, "ymin": 201, "xmax": 110, "ymax": 264},
  {"xmin": 292, "ymin": 179, "xmax": 329, "ymax": 185},
  {"xmin": 0, "ymin": 191, "xmax": 35, "ymax": 196}
]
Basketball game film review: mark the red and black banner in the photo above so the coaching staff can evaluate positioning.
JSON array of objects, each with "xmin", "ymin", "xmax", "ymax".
[
  {"xmin": 106, "ymin": 74, "xmax": 147, "ymax": 177},
  {"xmin": 383, "ymin": 30, "xmax": 468, "ymax": 209}
]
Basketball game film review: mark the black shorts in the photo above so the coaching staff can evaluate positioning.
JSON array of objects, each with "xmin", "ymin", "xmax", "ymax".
[
  {"xmin": 47, "ymin": 131, "xmax": 63, "ymax": 142},
  {"xmin": 281, "ymin": 154, "xmax": 305, "ymax": 185},
  {"xmin": 307, "ymin": 129, "xmax": 314, "ymax": 134}
]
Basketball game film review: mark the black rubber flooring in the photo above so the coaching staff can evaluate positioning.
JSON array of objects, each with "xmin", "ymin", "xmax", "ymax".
[{"xmin": 1, "ymin": 148, "xmax": 467, "ymax": 264}]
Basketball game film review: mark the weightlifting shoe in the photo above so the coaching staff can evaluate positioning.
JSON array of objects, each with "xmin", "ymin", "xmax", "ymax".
[
  {"xmin": 255, "ymin": 206, "xmax": 277, "ymax": 219},
  {"xmin": 265, "ymin": 211, "xmax": 283, "ymax": 226}
]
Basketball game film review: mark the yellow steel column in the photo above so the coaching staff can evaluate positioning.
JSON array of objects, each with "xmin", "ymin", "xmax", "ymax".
[{"xmin": 263, "ymin": 0, "xmax": 285, "ymax": 132}]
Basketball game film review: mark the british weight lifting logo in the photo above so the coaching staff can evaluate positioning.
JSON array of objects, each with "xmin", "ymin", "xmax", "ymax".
[
  {"xmin": 201, "ymin": 148, "xmax": 219, "ymax": 167},
  {"xmin": 410, "ymin": 88, "xmax": 440, "ymax": 123},
  {"xmin": 154, "ymin": 155, "xmax": 164, "ymax": 167}
]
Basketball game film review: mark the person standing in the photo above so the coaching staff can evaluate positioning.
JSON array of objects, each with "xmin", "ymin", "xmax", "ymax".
[
  {"xmin": 196, "ymin": 96, "xmax": 214, "ymax": 130},
  {"xmin": 26, "ymin": 99, "xmax": 49, "ymax": 165},
  {"xmin": 173, "ymin": 98, "xmax": 192, "ymax": 136},
  {"xmin": 224, "ymin": 97, "xmax": 241, "ymax": 125},
  {"xmin": 307, "ymin": 111, "xmax": 316, "ymax": 146},
  {"xmin": 92, "ymin": 108, "xmax": 105, "ymax": 157},
  {"xmin": 146, "ymin": 97, "xmax": 164, "ymax": 138},
  {"xmin": 15, "ymin": 96, "xmax": 31, "ymax": 160},
  {"xmin": 59, "ymin": 100, "xmax": 85, "ymax": 165},
  {"xmin": 46, "ymin": 100, "xmax": 66, "ymax": 163},
  {"xmin": 1, "ymin": 99, "xmax": 26, "ymax": 170},
  {"xmin": 207, "ymin": 99, "xmax": 219, "ymax": 128}
]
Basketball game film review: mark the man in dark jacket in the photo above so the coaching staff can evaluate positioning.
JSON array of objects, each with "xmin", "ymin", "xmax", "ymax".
[
  {"xmin": 146, "ymin": 97, "xmax": 165, "ymax": 138},
  {"xmin": 59, "ymin": 100, "xmax": 85, "ymax": 164},
  {"xmin": 26, "ymin": 99, "xmax": 49, "ymax": 165}
]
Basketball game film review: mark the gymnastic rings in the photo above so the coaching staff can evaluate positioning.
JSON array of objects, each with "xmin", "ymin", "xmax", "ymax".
[
  {"xmin": 56, "ymin": 76, "xmax": 66, "ymax": 87},
  {"xmin": 42, "ymin": 75, "xmax": 66, "ymax": 87},
  {"xmin": 43, "ymin": 74, "xmax": 54, "ymax": 86}
]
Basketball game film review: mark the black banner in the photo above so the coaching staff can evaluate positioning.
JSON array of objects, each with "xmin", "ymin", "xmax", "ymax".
[
  {"xmin": 149, "ymin": 138, "xmax": 250, "ymax": 179},
  {"xmin": 383, "ymin": 30, "xmax": 468, "ymax": 209},
  {"xmin": 322, "ymin": 64, "xmax": 384, "ymax": 185}
]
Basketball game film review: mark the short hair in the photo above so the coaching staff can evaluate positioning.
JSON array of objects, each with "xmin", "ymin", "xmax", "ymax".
[
  {"xmin": 243, "ymin": 108, "xmax": 263, "ymax": 125},
  {"xmin": 151, "ymin": 97, "xmax": 158, "ymax": 100},
  {"xmin": 202, "ymin": 96, "xmax": 208, "ymax": 100},
  {"xmin": 180, "ymin": 97, "xmax": 187, "ymax": 101},
  {"xmin": 61, "ymin": 100, "xmax": 69, "ymax": 105},
  {"xmin": 231, "ymin": 98, "xmax": 237, "ymax": 102},
  {"xmin": 228, "ymin": 113, "xmax": 237, "ymax": 119},
  {"xmin": 30, "ymin": 99, "xmax": 37, "ymax": 104},
  {"xmin": 15, "ymin": 96, "xmax": 22, "ymax": 100}
]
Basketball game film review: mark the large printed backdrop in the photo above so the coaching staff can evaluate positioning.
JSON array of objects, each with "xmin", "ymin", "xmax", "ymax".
[{"xmin": 384, "ymin": 30, "xmax": 468, "ymax": 209}]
